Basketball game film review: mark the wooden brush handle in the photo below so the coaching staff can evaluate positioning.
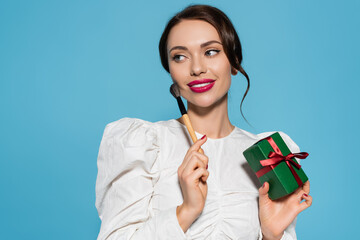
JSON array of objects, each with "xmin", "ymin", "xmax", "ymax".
[{"xmin": 182, "ymin": 114, "xmax": 204, "ymax": 154}]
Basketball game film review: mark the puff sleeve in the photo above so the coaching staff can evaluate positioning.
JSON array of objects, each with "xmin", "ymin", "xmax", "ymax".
[
  {"xmin": 257, "ymin": 131, "xmax": 301, "ymax": 240},
  {"xmin": 95, "ymin": 118, "xmax": 186, "ymax": 240}
]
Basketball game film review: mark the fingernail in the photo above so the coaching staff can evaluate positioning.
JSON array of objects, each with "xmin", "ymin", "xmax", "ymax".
[
  {"xmin": 201, "ymin": 135, "xmax": 206, "ymax": 140},
  {"xmin": 303, "ymin": 193, "xmax": 308, "ymax": 197},
  {"xmin": 262, "ymin": 182, "xmax": 265, "ymax": 188},
  {"xmin": 206, "ymin": 164, "xmax": 208, "ymax": 169}
]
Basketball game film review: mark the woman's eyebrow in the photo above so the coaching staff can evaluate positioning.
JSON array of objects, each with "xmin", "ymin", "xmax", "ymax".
[
  {"xmin": 169, "ymin": 40, "xmax": 222, "ymax": 53},
  {"xmin": 200, "ymin": 40, "xmax": 222, "ymax": 48},
  {"xmin": 169, "ymin": 46, "xmax": 188, "ymax": 53}
]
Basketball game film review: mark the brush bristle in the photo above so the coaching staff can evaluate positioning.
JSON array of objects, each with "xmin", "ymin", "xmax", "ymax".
[{"xmin": 170, "ymin": 83, "xmax": 181, "ymax": 98}]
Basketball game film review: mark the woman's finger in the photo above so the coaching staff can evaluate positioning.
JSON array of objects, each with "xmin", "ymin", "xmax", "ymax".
[
  {"xmin": 182, "ymin": 151, "xmax": 208, "ymax": 170},
  {"xmin": 302, "ymin": 181, "xmax": 310, "ymax": 194},
  {"xmin": 191, "ymin": 151, "xmax": 208, "ymax": 166},
  {"xmin": 291, "ymin": 180, "xmax": 310, "ymax": 200},
  {"xmin": 189, "ymin": 135, "xmax": 207, "ymax": 152},
  {"xmin": 299, "ymin": 193, "xmax": 313, "ymax": 212},
  {"xmin": 258, "ymin": 182, "xmax": 271, "ymax": 205},
  {"xmin": 182, "ymin": 157, "xmax": 207, "ymax": 177},
  {"xmin": 188, "ymin": 167, "xmax": 209, "ymax": 183},
  {"xmin": 179, "ymin": 139, "xmax": 208, "ymax": 173}
]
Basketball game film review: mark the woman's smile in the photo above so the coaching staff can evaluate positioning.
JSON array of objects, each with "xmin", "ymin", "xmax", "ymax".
[{"xmin": 187, "ymin": 79, "xmax": 216, "ymax": 93}]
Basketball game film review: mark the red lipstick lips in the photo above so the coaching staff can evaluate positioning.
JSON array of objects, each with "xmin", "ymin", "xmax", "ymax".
[{"xmin": 187, "ymin": 79, "xmax": 215, "ymax": 93}]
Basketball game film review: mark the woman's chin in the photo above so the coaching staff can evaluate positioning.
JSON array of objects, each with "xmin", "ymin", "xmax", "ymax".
[
  {"xmin": 188, "ymin": 92, "xmax": 227, "ymax": 108},
  {"xmin": 187, "ymin": 98, "xmax": 220, "ymax": 109}
]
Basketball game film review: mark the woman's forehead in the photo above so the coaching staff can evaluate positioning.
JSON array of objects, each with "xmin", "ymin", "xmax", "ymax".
[{"xmin": 167, "ymin": 20, "xmax": 221, "ymax": 49}]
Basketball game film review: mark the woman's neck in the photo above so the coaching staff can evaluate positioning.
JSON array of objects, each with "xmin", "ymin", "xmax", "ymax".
[{"xmin": 177, "ymin": 93, "xmax": 234, "ymax": 139}]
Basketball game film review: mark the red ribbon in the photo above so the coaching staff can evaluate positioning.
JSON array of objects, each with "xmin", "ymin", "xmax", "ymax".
[{"xmin": 255, "ymin": 136, "xmax": 309, "ymax": 187}]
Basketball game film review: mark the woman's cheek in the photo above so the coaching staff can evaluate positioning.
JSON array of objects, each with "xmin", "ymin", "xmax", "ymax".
[{"xmin": 170, "ymin": 65, "xmax": 188, "ymax": 87}]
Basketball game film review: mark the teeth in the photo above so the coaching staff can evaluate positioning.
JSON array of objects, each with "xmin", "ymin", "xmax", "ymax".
[{"xmin": 192, "ymin": 82, "xmax": 212, "ymax": 87}]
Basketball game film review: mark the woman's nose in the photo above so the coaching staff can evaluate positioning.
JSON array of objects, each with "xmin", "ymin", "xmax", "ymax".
[{"xmin": 190, "ymin": 56, "xmax": 206, "ymax": 76}]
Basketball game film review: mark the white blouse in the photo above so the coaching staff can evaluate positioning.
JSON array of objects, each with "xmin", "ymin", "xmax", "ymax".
[{"xmin": 95, "ymin": 118, "xmax": 300, "ymax": 240}]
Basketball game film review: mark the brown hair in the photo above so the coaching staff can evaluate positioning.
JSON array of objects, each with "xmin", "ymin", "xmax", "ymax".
[{"xmin": 159, "ymin": 4, "xmax": 250, "ymax": 123}]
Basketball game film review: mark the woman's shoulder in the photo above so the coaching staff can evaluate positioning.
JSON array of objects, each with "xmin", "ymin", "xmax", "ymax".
[
  {"xmin": 101, "ymin": 117, "xmax": 180, "ymax": 140},
  {"xmin": 104, "ymin": 117, "xmax": 152, "ymax": 134},
  {"xmin": 232, "ymin": 127, "xmax": 300, "ymax": 152}
]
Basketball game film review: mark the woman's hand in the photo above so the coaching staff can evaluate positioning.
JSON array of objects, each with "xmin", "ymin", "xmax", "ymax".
[
  {"xmin": 176, "ymin": 135, "xmax": 209, "ymax": 232},
  {"xmin": 259, "ymin": 181, "xmax": 312, "ymax": 240}
]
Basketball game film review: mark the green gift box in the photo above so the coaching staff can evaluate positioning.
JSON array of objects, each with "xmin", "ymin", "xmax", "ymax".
[{"xmin": 243, "ymin": 132, "xmax": 308, "ymax": 200}]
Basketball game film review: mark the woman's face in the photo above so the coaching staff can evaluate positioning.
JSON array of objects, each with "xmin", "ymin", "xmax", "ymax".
[{"xmin": 167, "ymin": 20, "xmax": 236, "ymax": 108}]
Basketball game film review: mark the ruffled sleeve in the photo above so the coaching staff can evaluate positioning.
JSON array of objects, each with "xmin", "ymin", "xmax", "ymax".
[
  {"xmin": 257, "ymin": 131, "xmax": 301, "ymax": 240},
  {"xmin": 95, "ymin": 118, "xmax": 187, "ymax": 240}
]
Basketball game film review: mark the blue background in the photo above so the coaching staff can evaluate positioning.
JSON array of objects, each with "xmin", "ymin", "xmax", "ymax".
[{"xmin": 1, "ymin": 0, "xmax": 359, "ymax": 239}]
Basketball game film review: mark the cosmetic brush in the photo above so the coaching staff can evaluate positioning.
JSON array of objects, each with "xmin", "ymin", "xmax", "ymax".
[{"xmin": 170, "ymin": 83, "xmax": 204, "ymax": 154}]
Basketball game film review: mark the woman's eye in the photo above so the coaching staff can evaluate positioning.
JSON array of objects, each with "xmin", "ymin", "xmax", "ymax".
[
  {"xmin": 205, "ymin": 49, "xmax": 220, "ymax": 57},
  {"xmin": 172, "ymin": 55, "xmax": 186, "ymax": 62}
]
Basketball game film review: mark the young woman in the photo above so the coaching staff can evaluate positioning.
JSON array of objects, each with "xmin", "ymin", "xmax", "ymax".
[{"xmin": 95, "ymin": 5, "xmax": 312, "ymax": 240}]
